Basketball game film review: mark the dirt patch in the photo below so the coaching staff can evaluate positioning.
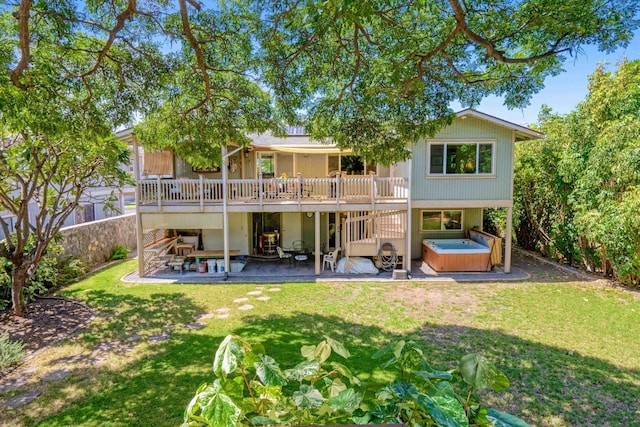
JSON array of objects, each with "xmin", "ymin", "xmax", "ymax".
[{"xmin": 0, "ymin": 297, "xmax": 94, "ymax": 354}]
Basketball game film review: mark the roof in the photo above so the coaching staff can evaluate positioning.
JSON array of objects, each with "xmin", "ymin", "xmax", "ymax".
[
  {"xmin": 456, "ymin": 109, "xmax": 545, "ymax": 141},
  {"xmin": 247, "ymin": 132, "xmax": 346, "ymax": 154}
]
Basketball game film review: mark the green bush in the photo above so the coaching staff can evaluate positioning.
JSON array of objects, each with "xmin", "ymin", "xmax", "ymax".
[
  {"xmin": 0, "ymin": 332, "xmax": 26, "ymax": 371},
  {"xmin": 183, "ymin": 336, "xmax": 529, "ymax": 427},
  {"xmin": 109, "ymin": 245, "xmax": 131, "ymax": 261},
  {"xmin": 0, "ymin": 250, "xmax": 86, "ymax": 311}
]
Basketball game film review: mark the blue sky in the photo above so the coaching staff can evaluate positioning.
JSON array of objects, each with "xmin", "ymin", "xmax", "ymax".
[{"xmin": 464, "ymin": 30, "xmax": 640, "ymax": 126}]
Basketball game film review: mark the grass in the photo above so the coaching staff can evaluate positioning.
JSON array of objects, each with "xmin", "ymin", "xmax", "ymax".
[{"xmin": 2, "ymin": 260, "xmax": 639, "ymax": 426}]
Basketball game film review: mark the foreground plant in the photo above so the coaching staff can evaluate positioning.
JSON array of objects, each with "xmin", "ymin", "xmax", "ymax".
[{"xmin": 183, "ymin": 336, "xmax": 529, "ymax": 427}]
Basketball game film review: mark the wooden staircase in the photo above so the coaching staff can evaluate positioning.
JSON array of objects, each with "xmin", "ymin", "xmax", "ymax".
[{"xmin": 343, "ymin": 210, "xmax": 407, "ymax": 258}]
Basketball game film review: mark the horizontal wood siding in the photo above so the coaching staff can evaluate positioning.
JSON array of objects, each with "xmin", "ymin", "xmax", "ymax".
[
  {"xmin": 411, "ymin": 116, "xmax": 513, "ymax": 201},
  {"xmin": 295, "ymin": 153, "xmax": 326, "ymax": 177}
]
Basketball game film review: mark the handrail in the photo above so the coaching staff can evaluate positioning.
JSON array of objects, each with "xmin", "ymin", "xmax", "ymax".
[{"xmin": 138, "ymin": 177, "xmax": 408, "ymax": 205}]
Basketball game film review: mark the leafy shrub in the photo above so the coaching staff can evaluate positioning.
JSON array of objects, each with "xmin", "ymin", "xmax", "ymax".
[
  {"xmin": 0, "ymin": 332, "xmax": 26, "ymax": 371},
  {"xmin": 183, "ymin": 336, "xmax": 529, "ymax": 427},
  {"xmin": 0, "ymin": 251, "xmax": 86, "ymax": 310},
  {"xmin": 109, "ymin": 244, "xmax": 131, "ymax": 261}
]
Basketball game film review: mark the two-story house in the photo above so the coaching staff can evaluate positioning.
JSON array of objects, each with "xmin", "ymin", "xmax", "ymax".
[{"xmin": 120, "ymin": 109, "xmax": 543, "ymax": 277}]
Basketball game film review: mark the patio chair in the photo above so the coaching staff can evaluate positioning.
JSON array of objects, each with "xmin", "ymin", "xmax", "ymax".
[
  {"xmin": 276, "ymin": 246, "xmax": 293, "ymax": 265},
  {"xmin": 322, "ymin": 247, "xmax": 341, "ymax": 272}
]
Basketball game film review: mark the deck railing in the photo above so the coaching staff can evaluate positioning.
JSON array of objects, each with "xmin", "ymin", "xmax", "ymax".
[{"xmin": 138, "ymin": 176, "xmax": 408, "ymax": 207}]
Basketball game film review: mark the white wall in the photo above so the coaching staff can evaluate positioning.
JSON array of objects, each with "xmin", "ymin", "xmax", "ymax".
[{"xmin": 202, "ymin": 213, "xmax": 250, "ymax": 254}]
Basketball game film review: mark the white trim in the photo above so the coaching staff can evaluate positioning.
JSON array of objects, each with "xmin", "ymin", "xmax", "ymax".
[
  {"xmin": 412, "ymin": 199, "xmax": 513, "ymax": 208},
  {"xmin": 456, "ymin": 109, "xmax": 545, "ymax": 140},
  {"xmin": 426, "ymin": 139, "xmax": 497, "ymax": 177},
  {"xmin": 420, "ymin": 209, "xmax": 464, "ymax": 232}
]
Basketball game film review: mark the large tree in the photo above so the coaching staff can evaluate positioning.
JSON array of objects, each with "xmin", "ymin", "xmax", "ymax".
[
  {"xmin": 0, "ymin": 0, "xmax": 165, "ymax": 316},
  {"xmin": 255, "ymin": 0, "xmax": 639, "ymax": 164}
]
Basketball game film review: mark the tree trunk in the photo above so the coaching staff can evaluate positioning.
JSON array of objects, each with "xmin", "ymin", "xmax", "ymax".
[{"xmin": 11, "ymin": 266, "xmax": 28, "ymax": 317}]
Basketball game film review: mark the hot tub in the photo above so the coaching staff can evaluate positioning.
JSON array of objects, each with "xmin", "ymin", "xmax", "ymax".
[{"xmin": 422, "ymin": 239, "xmax": 492, "ymax": 272}]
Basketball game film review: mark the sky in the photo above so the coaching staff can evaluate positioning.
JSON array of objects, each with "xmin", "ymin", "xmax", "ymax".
[{"xmin": 461, "ymin": 30, "xmax": 640, "ymax": 126}]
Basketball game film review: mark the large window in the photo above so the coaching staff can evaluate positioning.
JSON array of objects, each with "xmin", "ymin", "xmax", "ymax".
[
  {"xmin": 257, "ymin": 153, "xmax": 275, "ymax": 178},
  {"xmin": 421, "ymin": 210, "xmax": 463, "ymax": 231},
  {"xmin": 428, "ymin": 141, "xmax": 494, "ymax": 175}
]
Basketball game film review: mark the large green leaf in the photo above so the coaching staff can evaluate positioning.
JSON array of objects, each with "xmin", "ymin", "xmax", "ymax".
[
  {"xmin": 416, "ymin": 393, "xmax": 466, "ymax": 427},
  {"xmin": 327, "ymin": 388, "xmax": 361, "ymax": 413},
  {"xmin": 301, "ymin": 345, "xmax": 316, "ymax": 361},
  {"xmin": 324, "ymin": 335, "xmax": 351, "ymax": 358},
  {"xmin": 254, "ymin": 354, "xmax": 287, "ymax": 386},
  {"xmin": 314, "ymin": 340, "xmax": 332, "ymax": 363},
  {"xmin": 459, "ymin": 354, "xmax": 510, "ymax": 391},
  {"xmin": 284, "ymin": 360, "xmax": 320, "ymax": 382},
  {"xmin": 213, "ymin": 335, "xmax": 245, "ymax": 378},
  {"xmin": 250, "ymin": 416, "xmax": 279, "ymax": 425},
  {"xmin": 371, "ymin": 341, "xmax": 395, "ymax": 359},
  {"xmin": 191, "ymin": 380, "xmax": 243, "ymax": 427},
  {"xmin": 328, "ymin": 378, "xmax": 347, "ymax": 398},
  {"xmin": 486, "ymin": 408, "xmax": 531, "ymax": 427},
  {"xmin": 292, "ymin": 384, "xmax": 325, "ymax": 409},
  {"xmin": 330, "ymin": 362, "xmax": 362, "ymax": 386}
]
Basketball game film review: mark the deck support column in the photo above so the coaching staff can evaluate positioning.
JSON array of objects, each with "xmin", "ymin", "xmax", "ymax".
[
  {"xmin": 133, "ymin": 137, "xmax": 145, "ymax": 277},
  {"xmin": 315, "ymin": 211, "xmax": 321, "ymax": 275},
  {"xmin": 505, "ymin": 206, "xmax": 513, "ymax": 273},
  {"xmin": 222, "ymin": 146, "xmax": 230, "ymax": 274}
]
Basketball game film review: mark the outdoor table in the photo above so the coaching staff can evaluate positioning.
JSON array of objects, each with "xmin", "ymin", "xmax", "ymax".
[{"xmin": 190, "ymin": 250, "xmax": 240, "ymax": 265}]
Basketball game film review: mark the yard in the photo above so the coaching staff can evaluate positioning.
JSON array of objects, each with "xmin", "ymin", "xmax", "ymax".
[{"xmin": 1, "ymin": 254, "xmax": 639, "ymax": 426}]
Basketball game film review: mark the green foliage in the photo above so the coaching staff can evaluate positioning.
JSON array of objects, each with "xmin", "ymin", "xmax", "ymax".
[
  {"xmin": 514, "ymin": 60, "xmax": 640, "ymax": 285},
  {"xmin": 0, "ymin": 331, "xmax": 25, "ymax": 372},
  {"xmin": 184, "ymin": 336, "xmax": 528, "ymax": 427},
  {"xmin": 109, "ymin": 245, "xmax": 131, "ymax": 261},
  {"xmin": 0, "ymin": 241, "xmax": 86, "ymax": 310}
]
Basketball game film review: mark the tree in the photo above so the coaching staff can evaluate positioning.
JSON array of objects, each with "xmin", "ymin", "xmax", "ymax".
[
  {"xmin": 0, "ymin": 0, "xmax": 165, "ymax": 316},
  {"xmin": 513, "ymin": 60, "xmax": 640, "ymax": 285},
  {"xmin": 255, "ymin": 0, "xmax": 639, "ymax": 164}
]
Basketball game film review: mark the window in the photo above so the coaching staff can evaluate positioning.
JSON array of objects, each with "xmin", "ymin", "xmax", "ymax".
[
  {"xmin": 257, "ymin": 153, "xmax": 275, "ymax": 178},
  {"xmin": 428, "ymin": 141, "xmax": 494, "ymax": 175},
  {"xmin": 421, "ymin": 210, "xmax": 463, "ymax": 231}
]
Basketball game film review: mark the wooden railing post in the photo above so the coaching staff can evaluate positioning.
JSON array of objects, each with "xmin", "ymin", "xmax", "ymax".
[
  {"xmin": 336, "ymin": 174, "xmax": 341, "ymax": 207},
  {"xmin": 156, "ymin": 176, "xmax": 162, "ymax": 210},
  {"xmin": 297, "ymin": 173, "xmax": 302, "ymax": 207},
  {"xmin": 199, "ymin": 175, "xmax": 204, "ymax": 212},
  {"xmin": 258, "ymin": 174, "xmax": 263, "ymax": 208},
  {"xmin": 370, "ymin": 173, "xmax": 376, "ymax": 207}
]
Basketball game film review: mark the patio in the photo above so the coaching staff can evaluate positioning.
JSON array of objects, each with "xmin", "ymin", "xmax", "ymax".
[{"xmin": 123, "ymin": 251, "xmax": 537, "ymax": 284}]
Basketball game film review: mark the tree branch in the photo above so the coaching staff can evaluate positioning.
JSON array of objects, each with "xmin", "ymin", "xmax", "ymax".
[
  {"xmin": 448, "ymin": 0, "xmax": 571, "ymax": 64},
  {"xmin": 80, "ymin": 0, "xmax": 137, "ymax": 78},
  {"xmin": 10, "ymin": 0, "xmax": 33, "ymax": 89},
  {"xmin": 179, "ymin": 0, "xmax": 212, "ymax": 102}
]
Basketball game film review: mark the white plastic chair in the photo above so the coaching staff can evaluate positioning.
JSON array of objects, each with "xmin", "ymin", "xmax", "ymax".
[{"xmin": 322, "ymin": 247, "xmax": 341, "ymax": 272}]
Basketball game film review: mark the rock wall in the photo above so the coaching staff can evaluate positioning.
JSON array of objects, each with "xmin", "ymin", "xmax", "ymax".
[{"xmin": 60, "ymin": 214, "xmax": 137, "ymax": 267}]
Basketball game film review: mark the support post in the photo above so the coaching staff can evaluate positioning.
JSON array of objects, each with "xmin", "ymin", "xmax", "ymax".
[
  {"xmin": 222, "ymin": 146, "xmax": 230, "ymax": 274},
  {"xmin": 133, "ymin": 137, "xmax": 145, "ymax": 277},
  {"xmin": 505, "ymin": 206, "xmax": 513, "ymax": 273},
  {"xmin": 156, "ymin": 176, "xmax": 162, "ymax": 210},
  {"xmin": 315, "ymin": 211, "xmax": 321, "ymax": 275},
  {"xmin": 199, "ymin": 174, "xmax": 204, "ymax": 212}
]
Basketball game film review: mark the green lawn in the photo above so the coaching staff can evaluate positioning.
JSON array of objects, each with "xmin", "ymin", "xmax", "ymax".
[{"xmin": 3, "ymin": 260, "xmax": 640, "ymax": 426}]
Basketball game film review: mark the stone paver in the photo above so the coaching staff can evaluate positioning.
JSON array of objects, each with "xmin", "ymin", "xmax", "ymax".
[
  {"xmin": 196, "ymin": 312, "xmax": 215, "ymax": 319},
  {"xmin": 126, "ymin": 334, "xmax": 142, "ymax": 342},
  {"xmin": 162, "ymin": 324, "xmax": 175, "ymax": 330},
  {"xmin": 233, "ymin": 297, "xmax": 249, "ymax": 303},
  {"xmin": 53, "ymin": 354, "xmax": 86, "ymax": 364},
  {"xmin": 0, "ymin": 377, "xmax": 29, "ymax": 393},
  {"xmin": 237, "ymin": 304, "xmax": 254, "ymax": 311},
  {"xmin": 5, "ymin": 390, "xmax": 41, "ymax": 409},
  {"xmin": 256, "ymin": 296, "xmax": 271, "ymax": 301},
  {"xmin": 216, "ymin": 313, "xmax": 230, "ymax": 319},
  {"xmin": 267, "ymin": 287, "xmax": 281, "ymax": 292},
  {"xmin": 42, "ymin": 369, "xmax": 71, "ymax": 382},
  {"xmin": 148, "ymin": 333, "xmax": 171, "ymax": 343},
  {"xmin": 247, "ymin": 290, "xmax": 262, "ymax": 296},
  {"xmin": 184, "ymin": 322, "xmax": 205, "ymax": 330},
  {"xmin": 214, "ymin": 308, "xmax": 230, "ymax": 313},
  {"xmin": 94, "ymin": 341, "xmax": 121, "ymax": 353}
]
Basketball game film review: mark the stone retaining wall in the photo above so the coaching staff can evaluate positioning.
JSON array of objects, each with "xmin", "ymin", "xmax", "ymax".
[{"xmin": 60, "ymin": 214, "xmax": 137, "ymax": 267}]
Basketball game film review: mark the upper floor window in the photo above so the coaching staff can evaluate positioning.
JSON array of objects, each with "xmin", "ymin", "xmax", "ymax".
[{"xmin": 428, "ymin": 141, "xmax": 495, "ymax": 175}]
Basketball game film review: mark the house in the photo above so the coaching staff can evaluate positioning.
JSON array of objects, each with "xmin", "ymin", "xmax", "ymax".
[{"xmin": 120, "ymin": 109, "xmax": 543, "ymax": 277}]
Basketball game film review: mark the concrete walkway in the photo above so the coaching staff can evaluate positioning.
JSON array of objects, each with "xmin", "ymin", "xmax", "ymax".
[{"xmin": 123, "ymin": 252, "xmax": 542, "ymax": 284}]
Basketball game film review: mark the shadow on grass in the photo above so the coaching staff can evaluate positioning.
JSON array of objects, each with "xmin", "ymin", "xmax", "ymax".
[{"xmin": 22, "ymin": 311, "xmax": 640, "ymax": 427}]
